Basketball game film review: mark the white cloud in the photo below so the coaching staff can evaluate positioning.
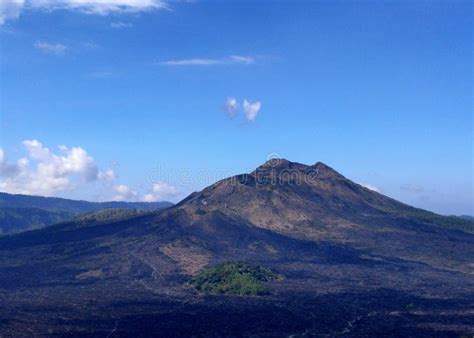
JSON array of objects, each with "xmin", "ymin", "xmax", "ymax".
[
  {"xmin": 361, "ymin": 183, "xmax": 382, "ymax": 193},
  {"xmin": 31, "ymin": 0, "xmax": 167, "ymax": 14},
  {"xmin": 112, "ymin": 184, "xmax": 137, "ymax": 201},
  {"xmin": 34, "ymin": 41, "xmax": 67, "ymax": 55},
  {"xmin": 223, "ymin": 97, "xmax": 239, "ymax": 118},
  {"xmin": 1, "ymin": 140, "xmax": 178, "ymax": 202},
  {"xmin": 0, "ymin": 140, "xmax": 116, "ymax": 196},
  {"xmin": 153, "ymin": 181, "xmax": 177, "ymax": 195},
  {"xmin": 24, "ymin": 140, "xmax": 99, "ymax": 181},
  {"xmin": 0, "ymin": 148, "xmax": 28, "ymax": 178},
  {"xmin": 97, "ymin": 168, "xmax": 116, "ymax": 184},
  {"xmin": 0, "ymin": 0, "xmax": 167, "ymax": 25},
  {"xmin": 143, "ymin": 181, "xmax": 178, "ymax": 202},
  {"xmin": 160, "ymin": 55, "xmax": 255, "ymax": 66},
  {"xmin": 242, "ymin": 99, "xmax": 261, "ymax": 122},
  {"xmin": 81, "ymin": 41, "xmax": 100, "ymax": 49},
  {"xmin": 142, "ymin": 193, "xmax": 157, "ymax": 202},
  {"xmin": 110, "ymin": 21, "xmax": 132, "ymax": 28},
  {"xmin": 400, "ymin": 184, "xmax": 424, "ymax": 193},
  {"xmin": 227, "ymin": 55, "xmax": 254, "ymax": 64},
  {"xmin": 0, "ymin": 0, "xmax": 25, "ymax": 25}
]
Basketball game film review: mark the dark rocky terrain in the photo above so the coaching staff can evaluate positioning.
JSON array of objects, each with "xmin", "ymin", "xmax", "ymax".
[
  {"xmin": 0, "ymin": 192, "xmax": 173, "ymax": 234},
  {"xmin": 0, "ymin": 160, "xmax": 473, "ymax": 336}
]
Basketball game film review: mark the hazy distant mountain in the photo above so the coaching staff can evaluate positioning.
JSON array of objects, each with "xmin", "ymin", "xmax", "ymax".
[
  {"xmin": 0, "ymin": 192, "xmax": 173, "ymax": 235},
  {"xmin": 0, "ymin": 160, "xmax": 473, "ymax": 336},
  {"xmin": 0, "ymin": 192, "xmax": 173, "ymax": 213},
  {"xmin": 0, "ymin": 207, "xmax": 76, "ymax": 235}
]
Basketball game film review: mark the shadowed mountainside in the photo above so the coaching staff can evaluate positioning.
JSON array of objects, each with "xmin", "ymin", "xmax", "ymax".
[{"xmin": 0, "ymin": 160, "xmax": 473, "ymax": 336}]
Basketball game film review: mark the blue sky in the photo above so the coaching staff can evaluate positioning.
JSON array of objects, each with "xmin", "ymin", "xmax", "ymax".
[{"xmin": 0, "ymin": 0, "xmax": 472, "ymax": 215}]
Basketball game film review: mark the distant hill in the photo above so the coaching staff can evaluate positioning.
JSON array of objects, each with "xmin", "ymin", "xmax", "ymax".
[
  {"xmin": 459, "ymin": 215, "xmax": 474, "ymax": 221},
  {"xmin": 0, "ymin": 207, "xmax": 75, "ymax": 235},
  {"xmin": 0, "ymin": 192, "xmax": 173, "ymax": 213},
  {"xmin": 0, "ymin": 192, "xmax": 173, "ymax": 235}
]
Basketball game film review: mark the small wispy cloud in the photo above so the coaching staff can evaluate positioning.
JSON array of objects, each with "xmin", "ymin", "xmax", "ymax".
[
  {"xmin": 1, "ymin": 0, "xmax": 168, "ymax": 25},
  {"xmin": 400, "ymin": 184, "xmax": 424, "ymax": 193},
  {"xmin": 110, "ymin": 21, "xmax": 133, "ymax": 29},
  {"xmin": 0, "ymin": 0, "xmax": 25, "ymax": 25},
  {"xmin": 223, "ymin": 97, "xmax": 240, "ymax": 118},
  {"xmin": 243, "ymin": 99, "xmax": 261, "ymax": 122},
  {"xmin": 34, "ymin": 41, "xmax": 67, "ymax": 55},
  {"xmin": 160, "ymin": 55, "xmax": 255, "ymax": 66},
  {"xmin": 81, "ymin": 41, "xmax": 100, "ymax": 50},
  {"xmin": 361, "ymin": 183, "xmax": 382, "ymax": 193},
  {"xmin": 83, "ymin": 71, "xmax": 114, "ymax": 79}
]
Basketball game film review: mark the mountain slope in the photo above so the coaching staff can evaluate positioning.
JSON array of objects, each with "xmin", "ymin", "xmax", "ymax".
[
  {"xmin": 0, "ymin": 192, "xmax": 173, "ymax": 234},
  {"xmin": 0, "ymin": 160, "xmax": 473, "ymax": 336},
  {"xmin": 180, "ymin": 160, "xmax": 472, "ymax": 233},
  {"xmin": 177, "ymin": 159, "xmax": 474, "ymax": 272}
]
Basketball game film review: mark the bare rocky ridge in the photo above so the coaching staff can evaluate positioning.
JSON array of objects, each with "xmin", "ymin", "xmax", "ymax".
[{"xmin": 0, "ymin": 160, "xmax": 473, "ymax": 336}]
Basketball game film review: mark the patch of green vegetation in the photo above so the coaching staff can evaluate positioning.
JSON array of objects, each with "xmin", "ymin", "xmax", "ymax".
[{"xmin": 190, "ymin": 262, "xmax": 280, "ymax": 296}]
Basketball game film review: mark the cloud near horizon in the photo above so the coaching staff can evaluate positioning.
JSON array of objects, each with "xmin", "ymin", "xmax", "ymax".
[
  {"xmin": 0, "ymin": 140, "xmax": 177, "ymax": 202},
  {"xmin": 361, "ymin": 183, "xmax": 382, "ymax": 193},
  {"xmin": 0, "ymin": 140, "xmax": 107, "ymax": 195},
  {"xmin": 143, "ymin": 181, "xmax": 179, "ymax": 202},
  {"xmin": 0, "ymin": 0, "xmax": 168, "ymax": 25},
  {"xmin": 112, "ymin": 184, "xmax": 137, "ymax": 201}
]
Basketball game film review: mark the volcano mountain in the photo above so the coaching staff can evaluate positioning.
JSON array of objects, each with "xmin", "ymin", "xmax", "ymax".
[{"xmin": 0, "ymin": 160, "xmax": 473, "ymax": 336}]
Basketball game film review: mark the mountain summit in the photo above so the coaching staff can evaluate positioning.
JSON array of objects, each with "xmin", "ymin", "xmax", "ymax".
[
  {"xmin": 171, "ymin": 159, "xmax": 473, "ymax": 273},
  {"xmin": 0, "ymin": 160, "xmax": 473, "ymax": 336}
]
